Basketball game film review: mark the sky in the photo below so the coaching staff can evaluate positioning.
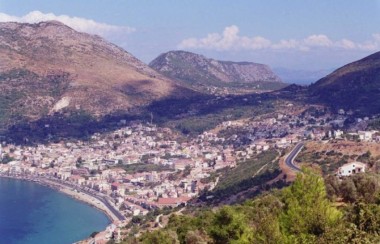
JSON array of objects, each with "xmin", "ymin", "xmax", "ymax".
[{"xmin": 1, "ymin": 0, "xmax": 380, "ymax": 71}]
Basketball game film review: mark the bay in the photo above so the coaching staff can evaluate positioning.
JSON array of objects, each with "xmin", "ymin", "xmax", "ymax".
[{"xmin": 0, "ymin": 177, "xmax": 110, "ymax": 244}]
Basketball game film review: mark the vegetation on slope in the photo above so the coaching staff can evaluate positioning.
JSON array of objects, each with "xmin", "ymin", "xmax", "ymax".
[
  {"xmin": 149, "ymin": 94, "xmax": 281, "ymax": 135},
  {"xmin": 0, "ymin": 68, "xmax": 70, "ymax": 129},
  {"xmin": 126, "ymin": 169, "xmax": 380, "ymax": 243},
  {"xmin": 207, "ymin": 149, "xmax": 281, "ymax": 202},
  {"xmin": 2, "ymin": 78, "xmax": 291, "ymax": 144},
  {"xmin": 309, "ymin": 51, "xmax": 380, "ymax": 116},
  {"xmin": 296, "ymin": 142, "xmax": 380, "ymax": 175}
]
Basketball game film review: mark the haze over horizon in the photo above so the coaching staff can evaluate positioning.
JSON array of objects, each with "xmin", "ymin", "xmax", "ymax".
[{"xmin": 1, "ymin": 0, "xmax": 379, "ymax": 73}]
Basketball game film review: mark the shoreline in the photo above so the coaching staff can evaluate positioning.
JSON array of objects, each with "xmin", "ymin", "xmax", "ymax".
[
  {"xmin": 0, "ymin": 174, "xmax": 121, "ymax": 222},
  {"xmin": 0, "ymin": 174, "xmax": 125, "ymax": 242}
]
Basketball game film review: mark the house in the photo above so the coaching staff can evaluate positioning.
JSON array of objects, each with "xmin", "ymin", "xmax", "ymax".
[
  {"xmin": 334, "ymin": 130, "xmax": 344, "ymax": 139},
  {"xmin": 173, "ymin": 159, "xmax": 194, "ymax": 171},
  {"xmin": 69, "ymin": 175, "xmax": 86, "ymax": 185},
  {"xmin": 156, "ymin": 196, "xmax": 190, "ymax": 208},
  {"xmin": 337, "ymin": 162, "xmax": 366, "ymax": 177},
  {"xmin": 357, "ymin": 130, "xmax": 378, "ymax": 142}
]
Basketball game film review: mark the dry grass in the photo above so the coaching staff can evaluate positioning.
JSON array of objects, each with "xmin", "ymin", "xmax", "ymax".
[
  {"xmin": 304, "ymin": 140, "xmax": 380, "ymax": 158},
  {"xmin": 296, "ymin": 140, "xmax": 380, "ymax": 174}
]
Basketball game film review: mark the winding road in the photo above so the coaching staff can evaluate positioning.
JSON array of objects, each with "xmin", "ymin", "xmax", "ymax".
[{"xmin": 285, "ymin": 142, "xmax": 304, "ymax": 172}]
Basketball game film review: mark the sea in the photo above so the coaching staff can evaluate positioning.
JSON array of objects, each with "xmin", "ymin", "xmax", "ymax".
[{"xmin": 0, "ymin": 177, "xmax": 110, "ymax": 244}]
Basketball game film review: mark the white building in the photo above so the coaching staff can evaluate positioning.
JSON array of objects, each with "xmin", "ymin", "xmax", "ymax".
[
  {"xmin": 334, "ymin": 130, "xmax": 344, "ymax": 139},
  {"xmin": 358, "ymin": 131, "xmax": 377, "ymax": 142},
  {"xmin": 337, "ymin": 162, "xmax": 366, "ymax": 177}
]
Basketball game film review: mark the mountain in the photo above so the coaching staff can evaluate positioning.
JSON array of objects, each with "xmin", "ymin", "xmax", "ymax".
[
  {"xmin": 0, "ymin": 21, "xmax": 184, "ymax": 128},
  {"xmin": 274, "ymin": 67, "xmax": 334, "ymax": 85},
  {"xmin": 149, "ymin": 50, "xmax": 284, "ymax": 93},
  {"xmin": 310, "ymin": 51, "xmax": 380, "ymax": 115}
]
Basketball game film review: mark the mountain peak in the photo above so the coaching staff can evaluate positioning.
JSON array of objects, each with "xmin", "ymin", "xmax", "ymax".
[
  {"xmin": 39, "ymin": 20, "xmax": 66, "ymax": 26},
  {"xmin": 149, "ymin": 50, "xmax": 282, "ymax": 91},
  {"xmin": 0, "ymin": 21, "xmax": 181, "ymax": 126},
  {"xmin": 0, "ymin": 20, "xmax": 72, "ymax": 31}
]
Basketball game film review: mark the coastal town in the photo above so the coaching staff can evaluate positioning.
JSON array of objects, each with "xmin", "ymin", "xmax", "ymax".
[
  {"xmin": 1, "ymin": 104, "xmax": 379, "ymax": 242},
  {"xmin": 2, "ymin": 2, "xmax": 380, "ymax": 243}
]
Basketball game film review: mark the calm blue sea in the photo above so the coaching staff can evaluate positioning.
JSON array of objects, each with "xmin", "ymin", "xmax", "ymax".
[{"xmin": 0, "ymin": 177, "xmax": 110, "ymax": 244}]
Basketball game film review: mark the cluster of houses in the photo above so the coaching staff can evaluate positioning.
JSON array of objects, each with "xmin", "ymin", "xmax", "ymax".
[
  {"xmin": 0, "ymin": 103, "xmax": 378, "ymax": 222},
  {"xmin": 0, "ymin": 123, "xmax": 239, "ymax": 217}
]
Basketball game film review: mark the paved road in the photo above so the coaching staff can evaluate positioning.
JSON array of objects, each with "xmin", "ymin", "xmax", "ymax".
[
  {"xmin": 285, "ymin": 142, "xmax": 304, "ymax": 172},
  {"xmin": 48, "ymin": 177, "xmax": 125, "ymax": 221},
  {"xmin": 99, "ymin": 196, "xmax": 125, "ymax": 221},
  {"xmin": 155, "ymin": 214, "xmax": 163, "ymax": 228}
]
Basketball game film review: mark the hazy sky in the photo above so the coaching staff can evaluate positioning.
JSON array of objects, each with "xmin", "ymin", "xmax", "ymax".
[{"xmin": 1, "ymin": 0, "xmax": 380, "ymax": 70}]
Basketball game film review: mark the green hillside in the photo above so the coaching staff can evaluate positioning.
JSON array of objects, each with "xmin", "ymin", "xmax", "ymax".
[{"xmin": 124, "ymin": 170, "xmax": 380, "ymax": 243}]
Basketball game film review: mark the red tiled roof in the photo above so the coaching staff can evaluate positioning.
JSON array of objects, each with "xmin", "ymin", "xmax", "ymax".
[
  {"xmin": 111, "ymin": 182, "xmax": 120, "ymax": 187},
  {"xmin": 157, "ymin": 197, "xmax": 182, "ymax": 205}
]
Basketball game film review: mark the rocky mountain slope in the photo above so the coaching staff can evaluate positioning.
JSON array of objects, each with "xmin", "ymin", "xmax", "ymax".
[
  {"xmin": 0, "ymin": 21, "xmax": 183, "ymax": 128},
  {"xmin": 149, "ymin": 51, "xmax": 283, "ymax": 93},
  {"xmin": 309, "ymin": 51, "xmax": 380, "ymax": 115}
]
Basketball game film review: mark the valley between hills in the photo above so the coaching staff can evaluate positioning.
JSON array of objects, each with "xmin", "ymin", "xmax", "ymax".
[{"xmin": 2, "ymin": 21, "xmax": 380, "ymax": 243}]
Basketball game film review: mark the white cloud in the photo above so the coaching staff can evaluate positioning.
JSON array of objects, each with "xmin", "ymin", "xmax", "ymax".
[
  {"xmin": 336, "ymin": 39, "xmax": 356, "ymax": 49},
  {"xmin": 303, "ymin": 34, "xmax": 333, "ymax": 47},
  {"xmin": 178, "ymin": 25, "xmax": 380, "ymax": 52},
  {"xmin": 0, "ymin": 11, "xmax": 135, "ymax": 37},
  {"xmin": 271, "ymin": 39, "xmax": 299, "ymax": 49},
  {"xmin": 357, "ymin": 33, "xmax": 380, "ymax": 51},
  {"xmin": 178, "ymin": 25, "xmax": 271, "ymax": 51}
]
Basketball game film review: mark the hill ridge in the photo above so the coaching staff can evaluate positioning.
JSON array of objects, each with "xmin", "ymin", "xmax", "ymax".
[
  {"xmin": 149, "ymin": 50, "xmax": 282, "ymax": 91},
  {"xmin": 0, "ymin": 21, "xmax": 187, "ymax": 128},
  {"xmin": 310, "ymin": 51, "xmax": 380, "ymax": 115}
]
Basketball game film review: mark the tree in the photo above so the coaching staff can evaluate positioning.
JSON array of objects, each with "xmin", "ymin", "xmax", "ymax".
[
  {"xmin": 131, "ymin": 215, "xmax": 143, "ymax": 225},
  {"xmin": 340, "ymin": 178, "xmax": 358, "ymax": 203},
  {"xmin": 76, "ymin": 156, "xmax": 83, "ymax": 168},
  {"xmin": 140, "ymin": 230, "xmax": 179, "ymax": 244},
  {"xmin": 324, "ymin": 175, "xmax": 340, "ymax": 201},
  {"xmin": 352, "ymin": 174, "xmax": 380, "ymax": 203},
  {"xmin": 280, "ymin": 169, "xmax": 342, "ymax": 242},
  {"xmin": 185, "ymin": 230, "xmax": 209, "ymax": 244},
  {"xmin": 346, "ymin": 202, "xmax": 380, "ymax": 234},
  {"xmin": 135, "ymin": 169, "xmax": 380, "ymax": 244},
  {"xmin": 337, "ymin": 174, "xmax": 380, "ymax": 204},
  {"xmin": 247, "ymin": 193, "xmax": 285, "ymax": 243},
  {"xmin": 182, "ymin": 165, "xmax": 192, "ymax": 177},
  {"xmin": 1, "ymin": 153, "xmax": 14, "ymax": 164},
  {"xmin": 208, "ymin": 206, "xmax": 253, "ymax": 244},
  {"xmin": 167, "ymin": 215, "xmax": 198, "ymax": 243}
]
